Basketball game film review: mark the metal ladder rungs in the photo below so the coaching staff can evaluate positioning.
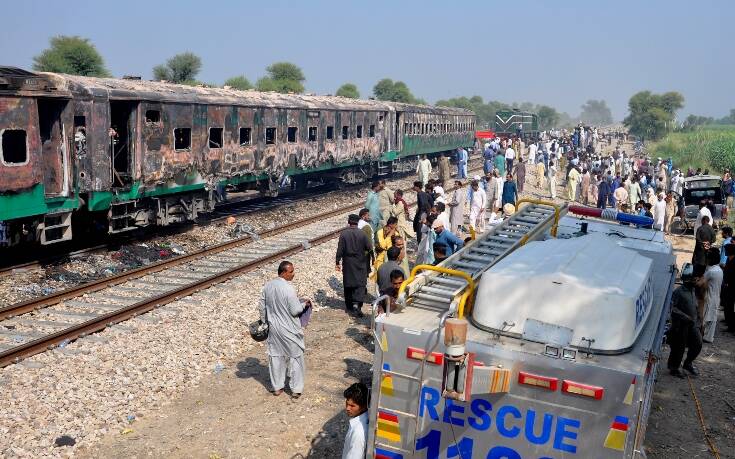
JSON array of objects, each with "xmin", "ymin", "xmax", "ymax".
[
  {"xmin": 411, "ymin": 298, "xmax": 451, "ymax": 309},
  {"xmin": 418, "ymin": 285, "xmax": 456, "ymax": 297},
  {"xmin": 484, "ymin": 236, "xmax": 514, "ymax": 245},
  {"xmin": 471, "ymin": 247, "xmax": 504, "ymax": 256},
  {"xmin": 432, "ymin": 277, "xmax": 466, "ymax": 287},
  {"xmin": 461, "ymin": 253, "xmax": 491, "ymax": 263},
  {"xmin": 452, "ymin": 260, "xmax": 485, "ymax": 271},
  {"xmin": 413, "ymin": 292, "xmax": 453, "ymax": 304},
  {"xmin": 496, "ymin": 231, "xmax": 523, "ymax": 238}
]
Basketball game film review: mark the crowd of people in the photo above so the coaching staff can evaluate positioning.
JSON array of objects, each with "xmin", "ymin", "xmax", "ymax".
[{"xmin": 253, "ymin": 125, "xmax": 733, "ymax": 457}]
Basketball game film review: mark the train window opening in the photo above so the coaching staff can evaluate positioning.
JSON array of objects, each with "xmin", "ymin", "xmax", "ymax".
[
  {"xmin": 145, "ymin": 110, "xmax": 161, "ymax": 124},
  {"xmin": 174, "ymin": 128, "xmax": 192, "ymax": 150},
  {"xmin": 265, "ymin": 127, "xmax": 276, "ymax": 145},
  {"xmin": 287, "ymin": 126, "xmax": 298, "ymax": 143},
  {"xmin": 74, "ymin": 116, "xmax": 86, "ymax": 127},
  {"xmin": 369, "ymin": 125, "xmax": 375, "ymax": 137},
  {"xmin": 209, "ymin": 127, "xmax": 223, "ymax": 148},
  {"xmin": 379, "ymin": 115, "xmax": 384, "ymax": 122},
  {"xmin": 326, "ymin": 126, "xmax": 334, "ymax": 141},
  {"xmin": 308, "ymin": 126, "xmax": 317, "ymax": 142},
  {"xmin": 356, "ymin": 125, "xmax": 363, "ymax": 138},
  {"xmin": 109, "ymin": 100, "xmax": 137, "ymax": 187},
  {"xmin": 239, "ymin": 127, "xmax": 252, "ymax": 145},
  {"xmin": 342, "ymin": 126, "xmax": 349, "ymax": 140},
  {"xmin": 404, "ymin": 123, "xmax": 409, "ymax": 134},
  {"xmin": 1, "ymin": 129, "xmax": 27, "ymax": 165}
]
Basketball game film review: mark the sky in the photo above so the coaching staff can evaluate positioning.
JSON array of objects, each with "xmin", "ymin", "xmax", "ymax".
[{"xmin": 1, "ymin": 0, "xmax": 733, "ymax": 121}]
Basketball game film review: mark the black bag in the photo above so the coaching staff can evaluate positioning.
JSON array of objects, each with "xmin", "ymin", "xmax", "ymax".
[{"xmin": 249, "ymin": 319, "xmax": 269, "ymax": 342}]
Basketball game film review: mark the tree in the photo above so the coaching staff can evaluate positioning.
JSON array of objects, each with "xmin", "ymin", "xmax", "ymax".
[
  {"xmin": 256, "ymin": 62, "xmax": 305, "ymax": 94},
  {"xmin": 335, "ymin": 83, "xmax": 360, "ymax": 99},
  {"xmin": 153, "ymin": 52, "xmax": 202, "ymax": 84},
  {"xmin": 372, "ymin": 78, "xmax": 418, "ymax": 103},
  {"xmin": 537, "ymin": 105, "xmax": 560, "ymax": 130},
  {"xmin": 224, "ymin": 75, "xmax": 252, "ymax": 90},
  {"xmin": 32, "ymin": 35, "xmax": 110, "ymax": 77},
  {"xmin": 623, "ymin": 91, "xmax": 684, "ymax": 140},
  {"xmin": 579, "ymin": 99, "xmax": 613, "ymax": 126}
]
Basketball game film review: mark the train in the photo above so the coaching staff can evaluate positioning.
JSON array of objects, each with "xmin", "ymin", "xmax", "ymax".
[
  {"xmin": 0, "ymin": 66, "xmax": 476, "ymax": 247},
  {"xmin": 494, "ymin": 109, "xmax": 538, "ymax": 139}
]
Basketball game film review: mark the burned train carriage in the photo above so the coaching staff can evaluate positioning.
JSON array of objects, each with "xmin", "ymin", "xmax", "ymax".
[{"xmin": 0, "ymin": 67, "xmax": 475, "ymax": 247}]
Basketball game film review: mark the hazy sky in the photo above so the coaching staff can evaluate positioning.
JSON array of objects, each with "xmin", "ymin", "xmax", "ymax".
[{"xmin": 1, "ymin": 0, "xmax": 732, "ymax": 121}]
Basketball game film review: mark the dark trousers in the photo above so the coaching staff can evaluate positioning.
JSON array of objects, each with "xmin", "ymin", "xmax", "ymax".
[
  {"xmin": 344, "ymin": 286, "xmax": 366, "ymax": 311},
  {"xmin": 506, "ymin": 158, "xmax": 514, "ymax": 174},
  {"xmin": 723, "ymin": 298, "xmax": 735, "ymax": 330},
  {"xmin": 667, "ymin": 321, "xmax": 702, "ymax": 370},
  {"xmin": 413, "ymin": 212, "xmax": 425, "ymax": 243}
]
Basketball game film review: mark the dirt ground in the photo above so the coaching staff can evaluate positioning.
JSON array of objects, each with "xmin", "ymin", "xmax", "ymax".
[{"xmin": 83, "ymin": 150, "xmax": 735, "ymax": 459}]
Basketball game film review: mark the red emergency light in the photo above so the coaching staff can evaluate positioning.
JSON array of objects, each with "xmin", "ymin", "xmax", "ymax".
[
  {"xmin": 518, "ymin": 371, "xmax": 558, "ymax": 391},
  {"xmin": 562, "ymin": 380, "xmax": 604, "ymax": 400},
  {"xmin": 406, "ymin": 347, "xmax": 444, "ymax": 365}
]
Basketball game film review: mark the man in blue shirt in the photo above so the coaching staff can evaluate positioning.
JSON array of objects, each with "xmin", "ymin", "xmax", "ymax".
[
  {"xmin": 432, "ymin": 219, "xmax": 464, "ymax": 256},
  {"xmin": 456, "ymin": 148, "xmax": 468, "ymax": 179},
  {"xmin": 720, "ymin": 226, "xmax": 733, "ymax": 267}
]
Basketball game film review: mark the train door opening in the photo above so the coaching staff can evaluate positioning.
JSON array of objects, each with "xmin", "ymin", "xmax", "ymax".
[
  {"xmin": 37, "ymin": 98, "xmax": 70, "ymax": 196},
  {"xmin": 109, "ymin": 101, "xmax": 138, "ymax": 188},
  {"xmin": 394, "ymin": 111, "xmax": 402, "ymax": 152}
]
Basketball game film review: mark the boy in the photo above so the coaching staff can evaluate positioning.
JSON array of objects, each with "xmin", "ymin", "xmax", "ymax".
[{"xmin": 342, "ymin": 382, "xmax": 369, "ymax": 459}]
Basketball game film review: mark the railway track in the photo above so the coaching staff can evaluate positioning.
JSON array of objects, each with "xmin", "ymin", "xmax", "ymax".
[{"xmin": 0, "ymin": 166, "xmax": 482, "ymax": 367}]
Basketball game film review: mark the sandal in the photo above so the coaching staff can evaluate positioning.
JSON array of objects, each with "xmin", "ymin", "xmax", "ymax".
[
  {"xmin": 272, "ymin": 389, "xmax": 284, "ymax": 396},
  {"xmin": 291, "ymin": 393, "xmax": 302, "ymax": 400}
]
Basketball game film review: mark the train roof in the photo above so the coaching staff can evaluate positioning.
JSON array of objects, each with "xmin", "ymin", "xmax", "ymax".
[{"xmin": 1, "ymin": 67, "xmax": 474, "ymax": 115}]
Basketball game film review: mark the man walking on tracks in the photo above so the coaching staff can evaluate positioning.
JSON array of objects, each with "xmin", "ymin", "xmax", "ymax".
[
  {"xmin": 336, "ymin": 214, "xmax": 372, "ymax": 317},
  {"xmin": 259, "ymin": 261, "xmax": 309, "ymax": 398},
  {"xmin": 417, "ymin": 155, "xmax": 432, "ymax": 186},
  {"xmin": 456, "ymin": 147, "xmax": 468, "ymax": 179},
  {"xmin": 413, "ymin": 181, "xmax": 434, "ymax": 243},
  {"xmin": 667, "ymin": 264, "xmax": 703, "ymax": 377},
  {"xmin": 437, "ymin": 154, "xmax": 451, "ymax": 187}
]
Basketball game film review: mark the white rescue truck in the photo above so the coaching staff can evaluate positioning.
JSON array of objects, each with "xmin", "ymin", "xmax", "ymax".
[{"xmin": 367, "ymin": 200, "xmax": 675, "ymax": 459}]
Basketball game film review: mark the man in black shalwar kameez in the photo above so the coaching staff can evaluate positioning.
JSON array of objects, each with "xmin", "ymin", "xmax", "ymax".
[{"xmin": 336, "ymin": 214, "xmax": 372, "ymax": 317}]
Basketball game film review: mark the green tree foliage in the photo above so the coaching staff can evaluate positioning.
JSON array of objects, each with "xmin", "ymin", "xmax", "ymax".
[
  {"xmin": 32, "ymin": 35, "xmax": 110, "ymax": 77},
  {"xmin": 153, "ymin": 52, "xmax": 202, "ymax": 84},
  {"xmin": 224, "ymin": 75, "xmax": 252, "ymax": 90},
  {"xmin": 372, "ymin": 78, "xmax": 420, "ymax": 103},
  {"xmin": 680, "ymin": 114, "xmax": 714, "ymax": 131},
  {"xmin": 256, "ymin": 62, "xmax": 305, "ymax": 93},
  {"xmin": 335, "ymin": 83, "xmax": 360, "ymax": 99},
  {"xmin": 579, "ymin": 99, "xmax": 613, "ymax": 126},
  {"xmin": 716, "ymin": 109, "xmax": 735, "ymax": 125},
  {"xmin": 624, "ymin": 91, "xmax": 684, "ymax": 140},
  {"xmin": 536, "ymin": 106, "xmax": 561, "ymax": 130}
]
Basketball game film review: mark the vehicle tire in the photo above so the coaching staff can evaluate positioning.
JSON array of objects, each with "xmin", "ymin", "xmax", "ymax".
[{"xmin": 670, "ymin": 218, "xmax": 687, "ymax": 236}]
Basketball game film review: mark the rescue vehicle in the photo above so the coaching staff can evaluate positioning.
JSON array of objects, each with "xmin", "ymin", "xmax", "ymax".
[{"xmin": 368, "ymin": 200, "xmax": 675, "ymax": 458}]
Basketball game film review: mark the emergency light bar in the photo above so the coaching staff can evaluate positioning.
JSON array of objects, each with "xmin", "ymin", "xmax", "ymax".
[
  {"xmin": 562, "ymin": 380, "xmax": 604, "ymax": 400},
  {"xmin": 568, "ymin": 205, "xmax": 654, "ymax": 227},
  {"xmin": 518, "ymin": 371, "xmax": 558, "ymax": 391},
  {"xmin": 406, "ymin": 347, "xmax": 444, "ymax": 365}
]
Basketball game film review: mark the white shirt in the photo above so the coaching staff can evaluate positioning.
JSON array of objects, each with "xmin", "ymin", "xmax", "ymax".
[
  {"xmin": 704, "ymin": 265, "xmax": 723, "ymax": 322},
  {"xmin": 694, "ymin": 207, "xmax": 713, "ymax": 235},
  {"xmin": 470, "ymin": 188, "xmax": 487, "ymax": 210},
  {"xmin": 505, "ymin": 148, "xmax": 516, "ymax": 160},
  {"xmin": 357, "ymin": 220, "xmax": 368, "ymax": 230},
  {"xmin": 438, "ymin": 211, "xmax": 451, "ymax": 229},
  {"xmin": 653, "ymin": 199, "xmax": 666, "ymax": 230},
  {"xmin": 342, "ymin": 412, "xmax": 368, "ymax": 459}
]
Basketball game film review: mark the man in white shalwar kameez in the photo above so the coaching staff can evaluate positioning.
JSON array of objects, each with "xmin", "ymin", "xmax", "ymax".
[
  {"xmin": 653, "ymin": 193, "xmax": 667, "ymax": 231},
  {"xmin": 416, "ymin": 156, "xmax": 432, "ymax": 186},
  {"xmin": 259, "ymin": 261, "xmax": 308, "ymax": 398},
  {"xmin": 702, "ymin": 249, "xmax": 723, "ymax": 343},
  {"xmin": 448, "ymin": 180, "xmax": 466, "ymax": 236},
  {"xmin": 468, "ymin": 180, "xmax": 487, "ymax": 233}
]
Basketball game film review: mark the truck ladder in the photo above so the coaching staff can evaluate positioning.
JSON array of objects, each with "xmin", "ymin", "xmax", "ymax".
[{"xmin": 401, "ymin": 199, "xmax": 564, "ymax": 316}]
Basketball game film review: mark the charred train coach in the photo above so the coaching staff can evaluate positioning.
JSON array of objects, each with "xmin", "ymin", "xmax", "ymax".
[{"xmin": 0, "ymin": 67, "xmax": 475, "ymax": 247}]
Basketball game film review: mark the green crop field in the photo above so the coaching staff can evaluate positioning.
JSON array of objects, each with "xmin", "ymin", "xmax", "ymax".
[{"xmin": 648, "ymin": 125, "xmax": 735, "ymax": 173}]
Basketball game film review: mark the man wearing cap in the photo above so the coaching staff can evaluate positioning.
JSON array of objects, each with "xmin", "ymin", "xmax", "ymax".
[
  {"xmin": 433, "ymin": 219, "xmax": 464, "ymax": 256},
  {"xmin": 336, "ymin": 214, "xmax": 372, "ymax": 317}
]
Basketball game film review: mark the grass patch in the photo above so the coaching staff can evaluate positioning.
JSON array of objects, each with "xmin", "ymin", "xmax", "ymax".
[{"xmin": 648, "ymin": 126, "xmax": 735, "ymax": 173}]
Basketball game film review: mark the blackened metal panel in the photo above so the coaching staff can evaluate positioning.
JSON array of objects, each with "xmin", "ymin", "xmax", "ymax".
[
  {"xmin": 205, "ymin": 105, "xmax": 226, "ymax": 176},
  {"xmin": 0, "ymin": 97, "xmax": 42, "ymax": 191},
  {"xmin": 89, "ymin": 99, "xmax": 111, "ymax": 191},
  {"xmin": 74, "ymin": 100, "xmax": 93, "ymax": 192}
]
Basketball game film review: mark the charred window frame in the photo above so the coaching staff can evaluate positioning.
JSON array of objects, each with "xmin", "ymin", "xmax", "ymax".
[
  {"xmin": 369, "ymin": 125, "xmax": 375, "ymax": 138},
  {"xmin": 326, "ymin": 126, "xmax": 334, "ymax": 141},
  {"xmin": 174, "ymin": 128, "xmax": 192, "ymax": 151},
  {"xmin": 342, "ymin": 126, "xmax": 349, "ymax": 140},
  {"xmin": 404, "ymin": 123, "xmax": 409, "ymax": 135},
  {"xmin": 145, "ymin": 110, "xmax": 161, "ymax": 125},
  {"xmin": 356, "ymin": 125, "xmax": 363, "ymax": 139},
  {"xmin": 308, "ymin": 126, "xmax": 317, "ymax": 142},
  {"xmin": 287, "ymin": 126, "xmax": 298, "ymax": 143},
  {"xmin": 265, "ymin": 127, "xmax": 277, "ymax": 145},
  {"xmin": 209, "ymin": 127, "xmax": 224, "ymax": 149},
  {"xmin": 0, "ymin": 129, "xmax": 28, "ymax": 166},
  {"xmin": 239, "ymin": 127, "xmax": 252, "ymax": 146}
]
